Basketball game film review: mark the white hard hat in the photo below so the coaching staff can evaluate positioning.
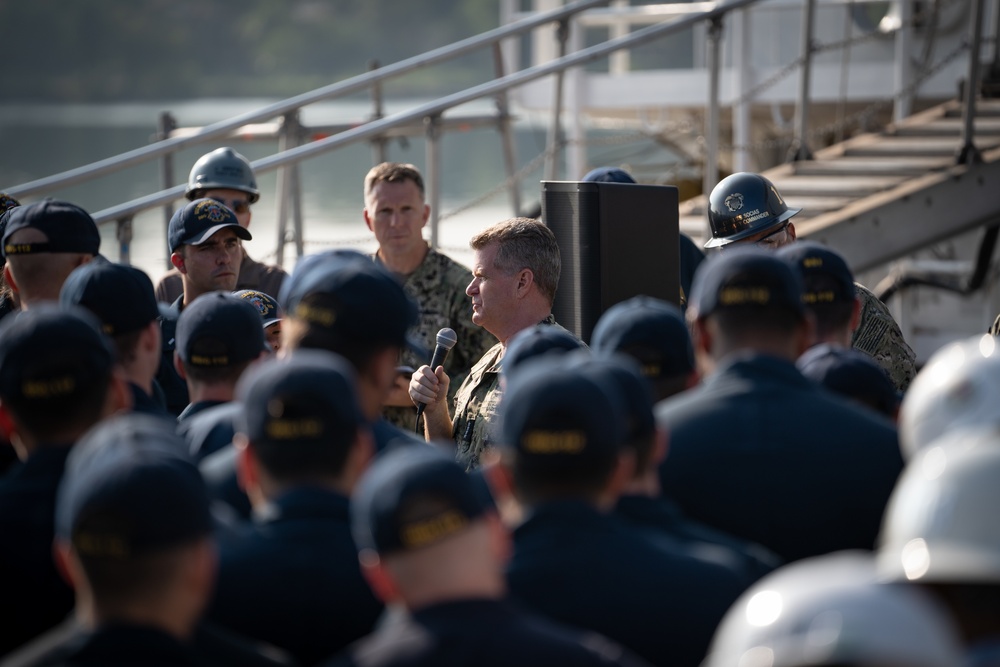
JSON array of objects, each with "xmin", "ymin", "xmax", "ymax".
[
  {"xmin": 878, "ymin": 435, "xmax": 1000, "ymax": 583},
  {"xmin": 899, "ymin": 334, "xmax": 1000, "ymax": 459},
  {"xmin": 704, "ymin": 551, "xmax": 962, "ymax": 667}
]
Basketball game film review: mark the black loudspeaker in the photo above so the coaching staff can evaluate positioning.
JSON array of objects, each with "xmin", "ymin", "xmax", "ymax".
[{"xmin": 541, "ymin": 181, "xmax": 679, "ymax": 343}]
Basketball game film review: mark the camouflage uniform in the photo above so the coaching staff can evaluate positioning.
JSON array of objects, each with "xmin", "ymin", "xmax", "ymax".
[
  {"xmin": 378, "ymin": 247, "xmax": 496, "ymax": 431},
  {"xmin": 154, "ymin": 249, "xmax": 287, "ymax": 304},
  {"xmin": 452, "ymin": 314, "xmax": 562, "ymax": 471},
  {"xmin": 851, "ymin": 283, "xmax": 916, "ymax": 392}
]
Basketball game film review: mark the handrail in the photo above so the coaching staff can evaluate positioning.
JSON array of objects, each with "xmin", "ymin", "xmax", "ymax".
[
  {"xmin": 3, "ymin": 0, "xmax": 610, "ymax": 200},
  {"xmin": 93, "ymin": 0, "xmax": 763, "ymax": 225}
]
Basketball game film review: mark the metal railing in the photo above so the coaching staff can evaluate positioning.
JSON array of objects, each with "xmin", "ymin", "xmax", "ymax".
[{"xmin": 4, "ymin": 0, "xmax": 992, "ymax": 267}]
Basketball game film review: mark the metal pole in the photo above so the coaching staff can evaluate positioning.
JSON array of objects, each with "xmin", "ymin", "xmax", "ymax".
[
  {"xmin": 156, "ymin": 112, "xmax": 177, "ymax": 269},
  {"xmin": 788, "ymin": 0, "xmax": 816, "ymax": 161},
  {"xmin": 566, "ymin": 14, "xmax": 587, "ymax": 181},
  {"xmin": 274, "ymin": 111, "xmax": 301, "ymax": 268},
  {"xmin": 369, "ymin": 60, "xmax": 388, "ymax": 165},
  {"xmin": 704, "ymin": 16, "xmax": 723, "ymax": 210},
  {"xmin": 493, "ymin": 43, "xmax": 522, "ymax": 217},
  {"xmin": 290, "ymin": 122, "xmax": 306, "ymax": 261},
  {"xmin": 733, "ymin": 9, "xmax": 752, "ymax": 173},
  {"xmin": 958, "ymin": 0, "xmax": 986, "ymax": 165},
  {"xmin": 426, "ymin": 115, "xmax": 442, "ymax": 249},
  {"xmin": 893, "ymin": 0, "xmax": 913, "ymax": 121},
  {"xmin": 116, "ymin": 217, "xmax": 133, "ymax": 266},
  {"xmin": 545, "ymin": 19, "xmax": 570, "ymax": 182}
]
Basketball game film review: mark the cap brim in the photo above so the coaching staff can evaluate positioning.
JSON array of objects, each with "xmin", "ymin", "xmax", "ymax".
[
  {"xmin": 185, "ymin": 223, "xmax": 252, "ymax": 246},
  {"xmin": 263, "ymin": 317, "xmax": 282, "ymax": 328}
]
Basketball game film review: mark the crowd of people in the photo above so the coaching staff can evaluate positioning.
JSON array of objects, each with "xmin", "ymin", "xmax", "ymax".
[{"xmin": 0, "ymin": 150, "xmax": 996, "ymax": 667}]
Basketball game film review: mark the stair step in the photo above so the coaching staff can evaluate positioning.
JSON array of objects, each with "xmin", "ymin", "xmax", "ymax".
[
  {"xmin": 844, "ymin": 136, "xmax": 1000, "ymax": 157},
  {"xmin": 792, "ymin": 156, "xmax": 953, "ymax": 176},
  {"xmin": 768, "ymin": 175, "xmax": 906, "ymax": 198},
  {"xmin": 893, "ymin": 117, "xmax": 1000, "ymax": 137},
  {"xmin": 943, "ymin": 99, "xmax": 1000, "ymax": 118}
]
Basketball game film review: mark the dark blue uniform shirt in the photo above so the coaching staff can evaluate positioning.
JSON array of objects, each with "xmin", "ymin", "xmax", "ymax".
[
  {"xmin": 129, "ymin": 382, "xmax": 170, "ymax": 418},
  {"xmin": 0, "ymin": 445, "xmax": 75, "ymax": 656},
  {"xmin": 3, "ymin": 618, "xmax": 296, "ymax": 667},
  {"xmin": 614, "ymin": 494, "xmax": 781, "ymax": 586},
  {"xmin": 207, "ymin": 487, "xmax": 383, "ymax": 666},
  {"xmin": 157, "ymin": 296, "xmax": 190, "ymax": 417},
  {"xmin": 181, "ymin": 402, "xmax": 241, "ymax": 462},
  {"xmin": 327, "ymin": 598, "xmax": 651, "ymax": 667},
  {"xmin": 656, "ymin": 353, "xmax": 904, "ymax": 563},
  {"xmin": 2, "ymin": 622, "xmax": 207, "ymax": 667},
  {"xmin": 506, "ymin": 500, "xmax": 746, "ymax": 667}
]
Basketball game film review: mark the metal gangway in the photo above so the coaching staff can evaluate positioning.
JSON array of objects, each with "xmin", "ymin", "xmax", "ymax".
[{"xmin": 3, "ymin": 0, "xmax": 998, "ymax": 281}]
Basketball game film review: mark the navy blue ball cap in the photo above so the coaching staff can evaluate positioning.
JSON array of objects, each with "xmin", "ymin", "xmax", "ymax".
[
  {"xmin": 582, "ymin": 166, "xmax": 637, "ymax": 184},
  {"xmin": 2, "ymin": 200, "xmax": 100, "ymax": 258},
  {"xmin": 277, "ymin": 250, "xmax": 363, "ymax": 308},
  {"xmin": 176, "ymin": 293, "xmax": 267, "ymax": 368},
  {"xmin": 689, "ymin": 246, "xmax": 806, "ymax": 320},
  {"xmin": 56, "ymin": 413, "xmax": 212, "ymax": 557},
  {"xmin": 570, "ymin": 353, "xmax": 655, "ymax": 443},
  {"xmin": 237, "ymin": 350, "xmax": 366, "ymax": 449},
  {"xmin": 0, "ymin": 305, "xmax": 115, "ymax": 405},
  {"xmin": 283, "ymin": 252, "xmax": 422, "ymax": 354},
  {"xmin": 233, "ymin": 289, "xmax": 282, "ymax": 327},
  {"xmin": 502, "ymin": 324, "xmax": 585, "ymax": 377},
  {"xmin": 60, "ymin": 262, "xmax": 160, "ymax": 337},
  {"xmin": 778, "ymin": 241, "xmax": 856, "ymax": 306},
  {"xmin": 352, "ymin": 445, "xmax": 492, "ymax": 555},
  {"xmin": 168, "ymin": 198, "xmax": 251, "ymax": 253},
  {"xmin": 797, "ymin": 343, "xmax": 900, "ymax": 416},
  {"xmin": 591, "ymin": 296, "xmax": 694, "ymax": 379},
  {"xmin": 499, "ymin": 356, "xmax": 626, "ymax": 470}
]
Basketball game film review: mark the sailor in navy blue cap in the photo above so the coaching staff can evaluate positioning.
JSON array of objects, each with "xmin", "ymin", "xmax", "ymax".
[
  {"xmin": 279, "ymin": 250, "xmax": 423, "ymax": 451},
  {"xmin": 205, "ymin": 351, "xmax": 382, "ymax": 665},
  {"xmin": 0, "ymin": 306, "xmax": 128, "ymax": 655},
  {"xmin": 583, "ymin": 353, "xmax": 783, "ymax": 588},
  {"xmin": 1, "ymin": 200, "xmax": 100, "ymax": 311},
  {"xmin": 61, "ymin": 261, "xmax": 168, "ymax": 417},
  {"xmin": 173, "ymin": 292, "xmax": 267, "ymax": 425},
  {"xmin": 233, "ymin": 289, "xmax": 283, "ymax": 355},
  {"xmin": 328, "ymin": 444, "xmax": 649, "ymax": 667},
  {"xmin": 591, "ymin": 295, "xmax": 699, "ymax": 402},
  {"xmin": 656, "ymin": 248, "xmax": 903, "ymax": 564},
  {"xmin": 798, "ymin": 344, "xmax": 900, "ymax": 421},
  {"xmin": 46, "ymin": 413, "xmax": 215, "ymax": 665},
  {"xmin": 498, "ymin": 355, "xmax": 746, "ymax": 667},
  {"xmin": 157, "ymin": 198, "xmax": 252, "ymax": 417}
]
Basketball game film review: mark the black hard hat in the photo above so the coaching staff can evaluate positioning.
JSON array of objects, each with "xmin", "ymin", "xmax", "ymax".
[
  {"xmin": 705, "ymin": 172, "xmax": 800, "ymax": 248},
  {"xmin": 185, "ymin": 147, "xmax": 260, "ymax": 203}
]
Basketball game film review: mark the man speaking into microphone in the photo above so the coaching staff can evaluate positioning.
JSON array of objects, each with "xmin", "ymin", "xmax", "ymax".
[{"xmin": 409, "ymin": 218, "xmax": 574, "ymax": 471}]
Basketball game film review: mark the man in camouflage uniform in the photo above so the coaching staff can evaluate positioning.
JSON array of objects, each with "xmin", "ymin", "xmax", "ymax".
[
  {"xmin": 363, "ymin": 162, "xmax": 494, "ymax": 431},
  {"xmin": 704, "ymin": 172, "xmax": 915, "ymax": 391},
  {"xmin": 156, "ymin": 147, "xmax": 286, "ymax": 304},
  {"xmin": 409, "ymin": 217, "xmax": 566, "ymax": 470}
]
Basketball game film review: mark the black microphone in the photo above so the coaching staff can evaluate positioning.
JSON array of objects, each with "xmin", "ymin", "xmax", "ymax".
[{"xmin": 415, "ymin": 327, "xmax": 458, "ymax": 421}]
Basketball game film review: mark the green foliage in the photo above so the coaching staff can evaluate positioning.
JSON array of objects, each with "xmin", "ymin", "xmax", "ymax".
[{"xmin": 1, "ymin": 0, "xmax": 500, "ymax": 102}]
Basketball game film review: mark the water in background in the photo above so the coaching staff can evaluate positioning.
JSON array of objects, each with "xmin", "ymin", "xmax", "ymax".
[{"xmin": 1, "ymin": 98, "xmax": 648, "ymax": 281}]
